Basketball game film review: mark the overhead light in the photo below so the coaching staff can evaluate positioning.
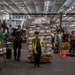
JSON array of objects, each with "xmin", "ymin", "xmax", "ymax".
[
  {"xmin": 45, "ymin": 1, "xmax": 50, "ymax": 6},
  {"xmin": 56, "ymin": 19, "xmax": 59, "ymax": 23},
  {"xmin": 67, "ymin": 17, "xmax": 73, "ymax": 20},
  {"xmin": 27, "ymin": 15, "xmax": 31, "ymax": 19},
  {"xmin": 63, "ymin": 14, "xmax": 66, "ymax": 16},
  {"xmin": 22, "ymin": 8, "xmax": 26, "ymax": 13},
  {"xmin": 46, "ymin": 8, "xmax": 48, "ymax": 11},
  {"xmin": 22, "ymin": 8, "xmax": 31, "ymax": 18},
  {"xmin": 1, "ymin": 10, "xmax": 3, "ymax": 12},
  {"xmin": 9, "ymin": 6, "xmax": 17, "ymax": 13},
  {"xmin": 4, "ymin": 6, "xmax": 11, "ymax": 13},
  {"xmin": 4, "ymin": 1, "xmax": 17, "ymax": 13},
  {"xmin": 4, "ymin": 12, "xmax": 7, "ymax": 13},
  {"xmin": 4, "ymin": 1, "xmax": 9, "ymax": 6},
  {"xmin": 6, "ymin": 13, "xmax": 8, "ymax": 14},
  {"xmin": 24, "ymin": 1, "xmax": 31, "ymax": 13},
  {"xmin": 6, "ymin": 9, "xmax": 11, "ymax": 13},
  {"xmin": 46, "ymin": 1, "xmax": 49, "ymax": 4},
  {"xmin": 46, "ymin": 10, "xmax": 48, "ymax": 12},
  {"xmin": 70, "ymin": 8, "xmax": 71, "ymax": 11},
  {"xmin": 45, "ymin": 13, "xmax": 47, "ymax": 14},
  {"xmin": 46, "ymin": 6, "xmax": 48, "ymax": 12},
  {"xmin": 70, "ymin": 6, "xmax": 74, "ymax": 10},
  {"xmin": 72, "ymin": 6, "xmax": 74, "ymax": 9},
  {"xmin": 46, "ymin": 6, "xmax": 48, "ymax": 9},
  {"xmin": 44, "ymin": 1, "xmax": 49, "ymax": 12},
  {"xmin": 63, "ymin": 17, "xmax": 68, "ymax": 20},
  {"xmin": 46, "ymin": 3, "xmax": 49, "ymax": 6},
  {"xmin": 11, "ymin": 1, "xmax": 24, "ymax": 13}
]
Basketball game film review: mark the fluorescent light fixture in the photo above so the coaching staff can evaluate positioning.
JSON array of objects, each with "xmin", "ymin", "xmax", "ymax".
[
  {"xmin": 27, "ymin": 14, "xmax": 31, "ymax": 18},
  {"xmin": 70, "ymin": 8, "xmax": 71, "ymax": 10},
  {"xmin": 24, "ymin": 1, "xmax": 31, "ymax": 13},
  {"xmin": 71, "ymin": 19, "xmax": 73, "ymax": 20},
  {"xmin": 46, "ymin": 3, "xmax": 49, "ymax": 6},
  {"xmin": 72, "ymin": 6, "xmax": 74, "ymax": 9},
  {"xmin": 46, "ymin": 9, "xmax": 48, "ymax": 11},
  {"xmin": 11, "ymin": 1, "xmax": 24, "ymax": 13},
  {"xmin": 6, "ymin": 13, "xmax": 8, "ymax": 14},
  {"xmin": 4, "ymin": 1, "xmax": 17, "ymax": 13},
  {"xmin": 4, "ymin": 6, "xmax": 11, "ymax": 13},
  {"xmin": 22, "ymin": 8, "xmax": 31, "ymax": 18},
  {"xmin": 63, "ymin": 14, "xmax": 66, "ymax": 16},
  {"xmin": 45, "ymin": 2, "xmax": 46, "ymax": 6},
  {"xmin": 9, "ymin": 6, "xmax": 17, "ymax": 13},
  {"xmin": 67, "ymin": 17, "xmax": 73, "ymax": 20},
  {"xmin": 46, "ymin": 8, "xmax": 48, "ymax": 11},
  {"xmin": 46, "ymin": 6, "xmax": 48, "ymax": 9},
  {"xmin": 36, "ymin": 7, "xmax": 38, "ymax": 12},
  {"xmin": 46, "ymin": 6, "xmax": 48, "ymax": 11},
  {"xmin": 5, "ymin": 10, "xmax": 11, "ymax": 13},
  {"xmin": 69, "ymin": 6, "xmax": 74, "ymax": 11},
  {"xmin": 63, "ymin": 17, "xmax": 68, "ymax": 20},
  {"xmin": 45, "ymin": 13, "xmax": 47, "ymax": 15},
  {"xmin": 47, "ymin": 1, "xmax": 49, "ymax": 4},
  {"xmin": 34, "ymin": 2, "xmax": 38, "ymax": 13},
  {"xmin": 71, "ymin": 18, "xmax": 75, "ymax": 20},
  {"xmin": 17, "ymin": 1, "xmax": 31, "ymax": 18},
  {"xmin": 44, "ymin": 1, "xmax": 49, "ymax": 12},
  {"xmin": 1, "ymin": 10, "xmax": 3, "ymax": 12},
  {"xmin": 22, "ymin": 8, "xmax": 26, "ymax": 13},
  {"xmin": 45, "ymin": 1, "xmax": 50, "ymax": 6},
  {"xmin": 4, "ymin": 1, "xmax": 9, "ymax": 6},
  {"xmin": 4, "ymin": 12, "xmax": 7, "ymax": 13}
]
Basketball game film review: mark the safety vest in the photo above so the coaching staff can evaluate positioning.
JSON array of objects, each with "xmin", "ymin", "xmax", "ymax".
[
  {"xmin": 32, "ymin": 36, "xmax": 43, "ymax": 50},
  {"xmin": 0, "ymin": 32, "xmax": 5, "ymax": 41}
]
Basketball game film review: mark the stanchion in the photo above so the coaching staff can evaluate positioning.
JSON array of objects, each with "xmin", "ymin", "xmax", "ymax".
[{"xmin": 62, "ymin": 50, "xmax": 67, "ymax": 58}]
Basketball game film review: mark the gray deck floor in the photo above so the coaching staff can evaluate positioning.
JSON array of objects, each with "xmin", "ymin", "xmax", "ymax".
[{"xmin": 0, "ymin": 43, "xmax": 75, "ymax": 75}]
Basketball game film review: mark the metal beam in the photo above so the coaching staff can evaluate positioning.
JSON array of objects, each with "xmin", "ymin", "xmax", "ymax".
[
  {"xmin": 12, "ymin": 13, "xmax": 59, "ymax": 15},
  {"xmin": 11, "ymin": 13, "xmax": 75, "ymax": 15}
]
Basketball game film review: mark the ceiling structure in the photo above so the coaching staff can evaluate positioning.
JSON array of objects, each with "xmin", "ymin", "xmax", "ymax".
[{"xmin": 0, "ymin": 0, "xmax": 75, "ymax": 22}]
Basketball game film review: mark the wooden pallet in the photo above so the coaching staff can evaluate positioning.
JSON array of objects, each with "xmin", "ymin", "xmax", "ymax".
[{"xmin": 28, "ymin": 55, "xmax": 52, "ymax": 63}]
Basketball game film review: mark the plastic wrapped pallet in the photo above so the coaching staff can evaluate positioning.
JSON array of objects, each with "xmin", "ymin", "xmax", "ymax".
[{"xmin": 27, "ymin": 23, "xmax": 52, "ymax": 62}]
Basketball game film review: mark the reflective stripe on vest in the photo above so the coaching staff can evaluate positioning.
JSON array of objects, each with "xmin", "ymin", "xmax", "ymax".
[{"xmin": 32, "ymin": 36, "xmax": 43, "ymax": 49}]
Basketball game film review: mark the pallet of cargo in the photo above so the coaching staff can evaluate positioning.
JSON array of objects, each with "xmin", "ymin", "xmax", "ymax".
[
  {"xmin": 28, "ymin": 54, "xmax": 52, "ymax": 63},
  {"xmin": 26, "ymin": 18, "xmax": 53, "ymax": 63}
]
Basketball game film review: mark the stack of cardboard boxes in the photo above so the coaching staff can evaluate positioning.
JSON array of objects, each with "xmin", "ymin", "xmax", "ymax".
[{"xmin": 27, "ymin": 25, "xmax": 53, "ymax": 62}]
